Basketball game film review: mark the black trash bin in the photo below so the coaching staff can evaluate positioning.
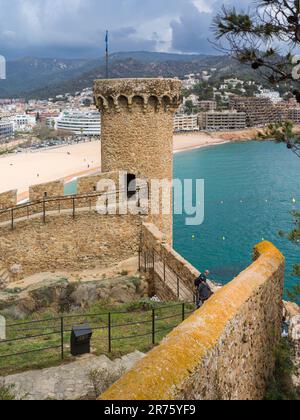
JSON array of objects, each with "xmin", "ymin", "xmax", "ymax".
[{"xmin": 71, "ymin": 323, "xmax": 93, "ymax": 356}]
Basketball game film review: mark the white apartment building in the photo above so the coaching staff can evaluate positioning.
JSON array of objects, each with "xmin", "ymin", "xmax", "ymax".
[
  {"xmin": 0, "ymin": 119, "xmax": 14, "ymax": 141},
  {"xmin": 182, "ymin": 75, "xmax": 198, "ymax": 90},
  {"xmin": 199, "ymin": 111, "xmax": 247, "ymax": 131},
  {"xmin": 11, "ymin": 114, "xmax": 36, "ymax": 132},
  {"xmin": 256, "ymin": 89, "xmax": 281, "ymax": 104},
  {"xmin": 224, "ymin": 78, "xmax": 244, "ymax": 88},
  {"xmin": 56, "ymin": 110, "xmax": 101, "ymax": 136},
  {"xmin": 184, "ymin": 94, "xmax": 199, "ymax": 106},
  {"xmin": 174, "ymin": 114, "xmax": 199, "ymax": 132}
]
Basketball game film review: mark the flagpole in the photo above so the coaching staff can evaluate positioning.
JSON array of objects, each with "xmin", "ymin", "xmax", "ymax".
[{"xmin": 105, "ymin": 30, "xmax": 109, "ymax": 79}]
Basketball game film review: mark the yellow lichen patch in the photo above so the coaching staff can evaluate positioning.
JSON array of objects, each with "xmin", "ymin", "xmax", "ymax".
[
  {"xmin": 254, "ymin": 241, "xmax": 284, "ymax": 264},
  {"xmin": 99, "ymin": 241, "xmax": 285, "ymax": 401}
]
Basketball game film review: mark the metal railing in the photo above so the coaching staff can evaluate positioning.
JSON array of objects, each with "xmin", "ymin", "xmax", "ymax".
[
  {"xmin": 139, "ymin": 247, "xmax": 196, "ymax": 303},
  {"xmin": 0, "ymin": 186, "xmax": 147, "ymax": 230},
  {"xmin": 0, "ymin": 302, "xmax": 195, "ymax": 374}
]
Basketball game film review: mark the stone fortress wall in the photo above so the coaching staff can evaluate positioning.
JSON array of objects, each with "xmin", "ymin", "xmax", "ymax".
[
  {"xmin": 29, "ymin": 180, "xmax": 64, "ymax": 202},
  {"xmin": 100, "ymin": 242, "xmax": 285, "ymax": 401},
  {"xmin": 0, "ymin": 190, "xmax": 17, "ymax": 210},
  {"xmin": 141, "ymin": 223, "xmax": 200, "ymax": 301},
  {"xmin": 0, "ymin": 170, "xmax": 152, "ymax": 283},
  {"xmin": 0, "ymin": 210, "xmax": 143, "ymax": 282}
]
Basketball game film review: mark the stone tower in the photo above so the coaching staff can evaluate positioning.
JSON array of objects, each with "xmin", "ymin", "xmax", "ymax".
[{"xmin": 93, "ymin": 78, "xmax": 182, "ymax": 242}]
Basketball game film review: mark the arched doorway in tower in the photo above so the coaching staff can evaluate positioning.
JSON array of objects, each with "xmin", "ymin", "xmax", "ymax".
[{"xmin": 127, "ymin": 173, "xmax": 137, "ymax": 199}]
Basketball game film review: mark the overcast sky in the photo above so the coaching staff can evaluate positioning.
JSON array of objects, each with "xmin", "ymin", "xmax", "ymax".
[{"xmin": 0, "ymin": 0, "xmax": 252, "ymax": 59}]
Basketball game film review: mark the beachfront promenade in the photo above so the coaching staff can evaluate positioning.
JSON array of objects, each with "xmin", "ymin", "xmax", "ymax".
[{"xmin": 0, "ymin": 129, "xmax": 260, "ymax": 199}]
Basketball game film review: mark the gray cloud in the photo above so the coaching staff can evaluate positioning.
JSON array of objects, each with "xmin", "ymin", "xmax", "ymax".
[{"xmin": 0, "ymin": 0, "xmax": 252, "ymax": 58}]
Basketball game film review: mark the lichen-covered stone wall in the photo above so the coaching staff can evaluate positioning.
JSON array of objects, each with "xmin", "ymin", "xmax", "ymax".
[
  {"xmin": 0, "ymin": 210, "xmax": 144, "ymax": 279},
  {"xmin": 100, "ymin": 241, "xmax": 285, "ymax": 401}
]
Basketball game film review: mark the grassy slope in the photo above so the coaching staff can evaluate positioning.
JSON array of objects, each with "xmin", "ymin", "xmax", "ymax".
[{"xmin": 0, "ymin": 299, "xmax": 194, "ymax": 376}]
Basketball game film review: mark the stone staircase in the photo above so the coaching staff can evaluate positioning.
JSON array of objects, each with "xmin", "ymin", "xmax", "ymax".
[
  {"xmin": 0, "ymin": 267, "xmax": 10, "ymax": 289},
  {"xmin": 153, "ymin": 259, "xmax": 195, "ymax": 302}
]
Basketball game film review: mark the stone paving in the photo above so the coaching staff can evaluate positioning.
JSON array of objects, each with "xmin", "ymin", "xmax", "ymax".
[{"xmin": 2, "ymin": 351, "xmax": 144, "ymax": 400}]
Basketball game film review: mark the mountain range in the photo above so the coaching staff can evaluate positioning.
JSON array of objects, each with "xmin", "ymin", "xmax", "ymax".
[{"xmin": 0, "ymin": 52, "xmax": 259, "ymax": 100}]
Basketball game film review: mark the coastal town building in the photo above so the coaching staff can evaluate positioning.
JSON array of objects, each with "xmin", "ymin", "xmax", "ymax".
[
  {"xmin": 256, "ymin": 89, "xmax": 281, "ymax": 104},
  {"xmin": 56, "ymin": 110, "xmax": 101, "ymax": 136},
  {"xmin": 198, "ymin": 100, "xmax": 217, "ymax": 111},
  {"xmin": 174, "ymin": 114, "xmax": 199, "ymax": 132},
  {"xmin": 182, "ymin": 74, "xmax": 198, "ymax": 90},
  {"xmin": 199, "ymin": 111, "xmax": 247, "ymax": 131},
  {"xmin": 229, "ymin": 96, "xmax": 280, "ymax": 127},
  {"xmin": 224, "ymin": 78, "xmax": 244, "ymax": 88},
  {"xmin": 11, "ymin": 114, "xmax": 36, "ymax": 132},
  {"xmin": 0, "ymin": 119, "xmax": 14, "ymax": 141},
  {"xmin": 286, "ymin": 108, "xmax": 300, "ymax": 124},
  {"xmin": 183, "ymin": 94, "xmax": 199, "ymax": 106}
]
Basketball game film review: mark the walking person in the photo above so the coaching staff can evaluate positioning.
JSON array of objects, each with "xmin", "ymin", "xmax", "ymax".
[{"xmin": 194, "ymin": 270, "xmax": 213, "ymax": 309}]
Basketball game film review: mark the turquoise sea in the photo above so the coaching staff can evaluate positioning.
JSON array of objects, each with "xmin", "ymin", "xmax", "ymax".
[
  {"xmin": 64, "ymin": 140, "xmax": 300, "ymax": 296},
  {"xmin": 174, "ymin": 141, "xmax": 300, "ymax": 296}
]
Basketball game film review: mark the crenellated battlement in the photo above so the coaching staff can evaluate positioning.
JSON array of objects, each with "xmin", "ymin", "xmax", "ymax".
[
  {"xmin": 94, "ymin": 78, "xmax": 182, "ymax": 243},
  {"xmin": 0, "ymin": 190, "xmax": 17, "ymax": 210},
  {"xmin": 94, "ymin": 78, "xmax": 182, "ymax": 114}
]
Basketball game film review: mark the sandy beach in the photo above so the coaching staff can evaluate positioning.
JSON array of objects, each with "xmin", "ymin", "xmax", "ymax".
[
  {"xmin": 0, "ymin": 141, "xmax": 101, "ymax": 197},
  {"xmin": 174, "ymin": 132, "xmax": 230, "ymax": 153},
  {"xmin": 0, "ymin": 130, "xmax": 259, "ymax": 198}
]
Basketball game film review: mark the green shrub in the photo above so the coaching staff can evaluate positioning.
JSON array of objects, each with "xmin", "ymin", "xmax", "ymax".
[
  {"xmin": 130, "ymin": 277, "xmax": 142, "ymax": 289},
  {"xmin": 119, "ymin": 270, "xmax": 129, "ymax": 276},
  {"xmin": 125, "ymin": 299, "xmax": 157, "ymax": 313},
  {"xmin": 265, "ymin": 339, "xmax": 300, "ymax": 400},
  {"xmin": 5, "ymin": 288, "xmax": 22, "ymax": 295},
  {"xmin": 0, "ymin": 382, "xmax": 16, "ymax": 400}
]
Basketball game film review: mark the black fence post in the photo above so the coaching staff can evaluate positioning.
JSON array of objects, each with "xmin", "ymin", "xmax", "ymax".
[
  {"xmin": 152, "ymin": 309, "xmax": 156, "ymax": 346},
  {"xmin": 11, "ymin": 209, "xmax": 14, "ymax": 230},
  {"xmin": 152, "ymin": 250, "xmax": 155, "ymax": 282},
  {"xmin": 60, "ymin": 317, "xmax": 64, "ymax": 360},
  {"xmin": 72, "ymin": 197, "xmax": 76, "ymax": 219},
  {"xmin": 43, "ymin": 200, "xmax": 46, "ymax": 224},
  {"xmin": 138, "ymin": 249, "xmax": 141, "ymax": 272},
  {"xmin": 177, "ymin": 277, "xmax": 180, "ymax": 299},
  {"xmin": 108, "ymin": 313, "xmax": 112, "ymax": 353},
  {"xmin": 182, "ymin": 303, "xmax": 185, "ymax": 322}
]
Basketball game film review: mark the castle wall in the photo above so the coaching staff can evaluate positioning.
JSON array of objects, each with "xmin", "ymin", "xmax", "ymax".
[
  {"xmin": 0, "ymin": 210, "xmax": 143, "ymax": 279},
  {"xmin": 141, "ymin": 223, "xmax": 200, "ymax": 297},
  {"xmin": 100, "ymin": 242, "xmax": 285, "ymax": 401},
  {"xmin": 29, "ymin": 180, "xmax": 64, "ymax": 201},
  {"xmin": 0, "ymin": 190, "xmax": 17, "ymax": 210},
  {"xmin": 77, "ymin": 171, "xmax": 121, "ymax": 207}
]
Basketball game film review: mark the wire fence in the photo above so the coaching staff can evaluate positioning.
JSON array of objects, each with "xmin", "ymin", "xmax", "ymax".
[{"xmin": 0, "ymin": 302, "xmax": 195, "ymax": 375}]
